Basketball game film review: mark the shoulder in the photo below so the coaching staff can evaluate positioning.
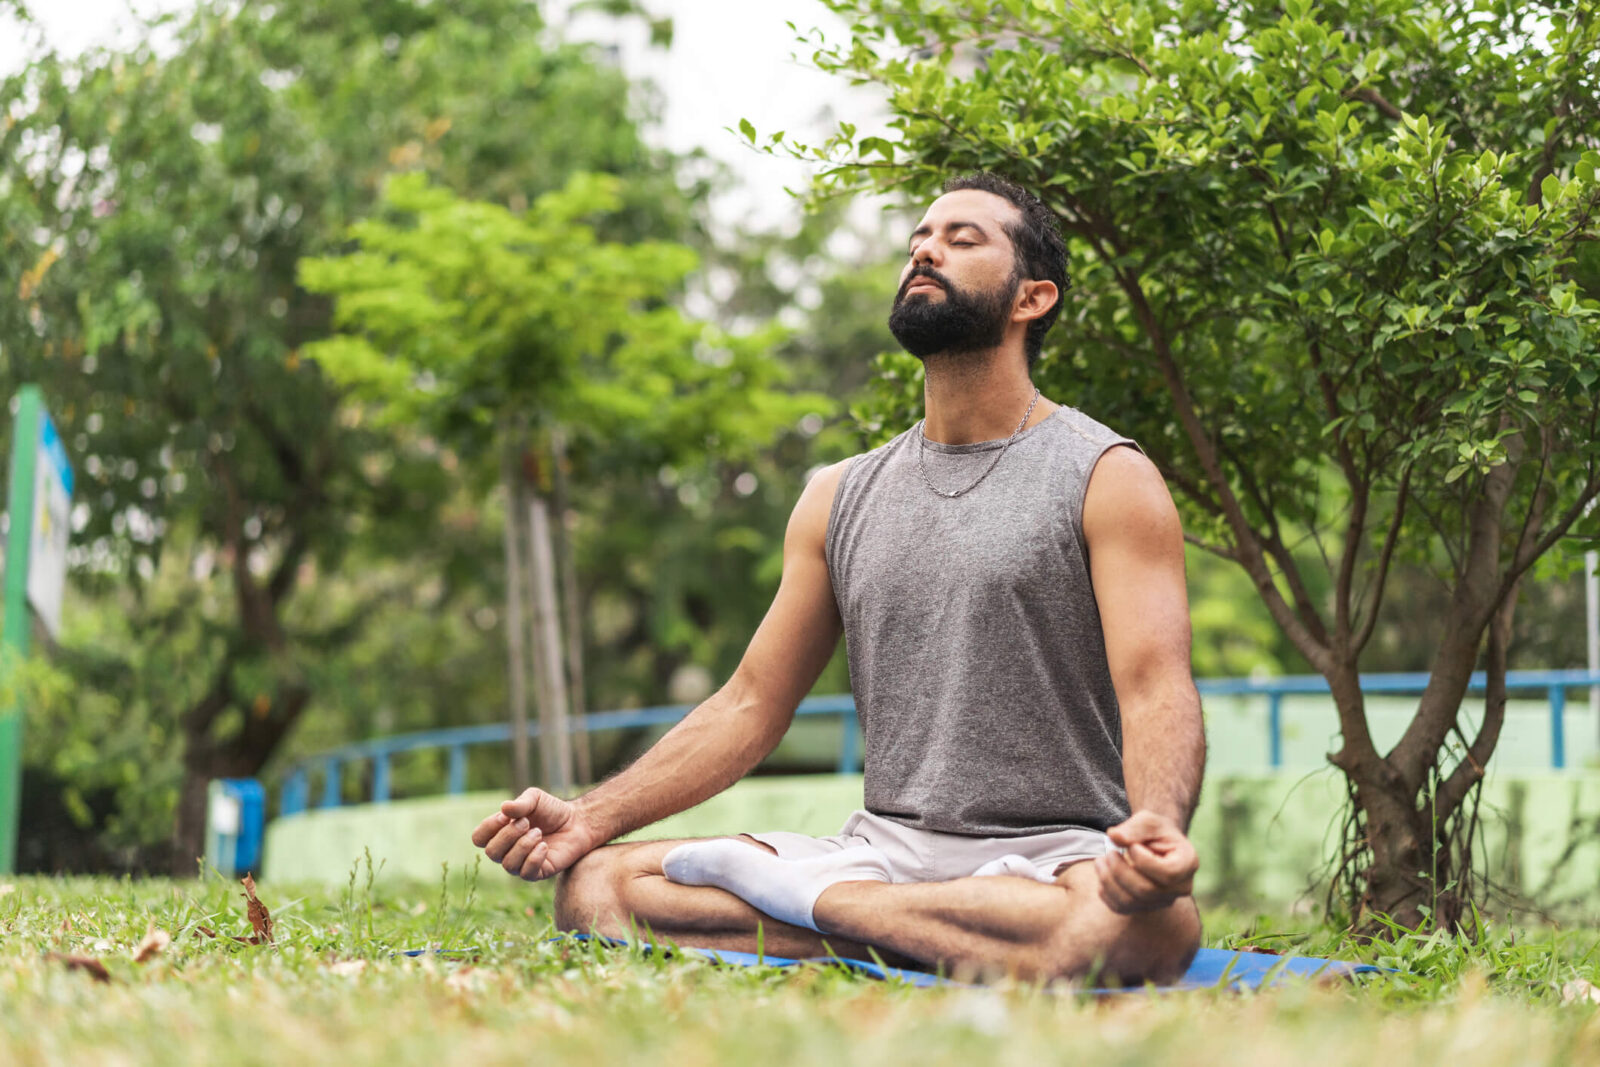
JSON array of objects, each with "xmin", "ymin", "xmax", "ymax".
[
  {"xmin": 1046, "ymin": 404, "xmax": 1131, "ymax": 449},
  {"xmin": 787, "ymin": 455, "xmax": 861, "ymax": 546},
  {"xmin": 1081, "ymin": 445, "xmax": 1181, "ymax": 548}
]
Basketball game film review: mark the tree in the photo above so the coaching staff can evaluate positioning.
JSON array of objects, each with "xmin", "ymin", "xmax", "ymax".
[
  {"xmin": 788, "ymin": 0, "xmax": 1600, "ymax": 929},
  {"xmin": 299, "ymin": 172, "xmax": 829, "ymax": 791},
  {"xmin": 0, "ymin": 0, "xmax": 704, "ymax": 872}
]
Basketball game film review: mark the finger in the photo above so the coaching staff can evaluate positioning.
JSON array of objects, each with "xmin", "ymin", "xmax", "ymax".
[
  {"xmin": 1104, "ymin": 850, "xmax": 1169, "ymax": 907},
  {"xmin": 1127, "ymin": 840, "xmax": 1175, "ymax": 873},
  {"xmin": 1127, "ymin": 841, "xmax": 1198, "ymax": 891},
  {"xmin": 501, "ymin": 788, "xmax": 544, "ymax": 819},
  {"xmin": 519, "ymin": 840, "xmax": 553, "ymax": 881},
  {"xmin": 501, "ymin": 827, "xmax": 544, "ymax": 875},
  {"xmin": 1106, "ymin": 810, "xmax": 1173, "ymax": 847},
  {"xmin": 483, "ymin": 818, "xmax": 531, "ymax": 862},
  {"xmin": 1095, "ymin": 861, "xmax": 1137, "ymax": 914},
  {"xmin": 470, "ymin": 811, "xmax": 511, "ymax": 848}
]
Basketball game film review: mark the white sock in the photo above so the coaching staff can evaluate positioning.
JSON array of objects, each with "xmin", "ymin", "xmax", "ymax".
[
  {"xmin": 970, "ymin": 853, "xmax": 1052, "ymax": 883},
  {"xmin": 662, "ymin": 840, "xmax": 891, "ymax": 933}
]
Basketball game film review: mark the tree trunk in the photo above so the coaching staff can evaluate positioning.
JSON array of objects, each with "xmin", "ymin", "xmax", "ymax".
[
  {"xmin": 1339, "ymin": 586, "xmax": 1523, "ymax": 935},
  {"xmin": 549, "ymin": 425, "xmax": 592, "ymax": 784},
  {"xmin": 501, "ymin": 438, "xmax": 534, "ymax": 795},
  {"xmin": 171, "ymin": 754, "xmax": 216, "ymax": 877},
  {"xmin": 1350, "ymin": 774, "xmax": 1445, "ymax": 930},
  {"xmin": 526, "ymin": 487, "xmax": 574, "ymax": 793},
  {"xmin": 170, "ymin": 680, "xmax": 311, "ymax": 876}
]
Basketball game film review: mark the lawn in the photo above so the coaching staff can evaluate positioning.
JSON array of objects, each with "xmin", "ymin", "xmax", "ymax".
[{"xmin": 2, "ymin": 861, "xmax": 1599, "ymax": 1066}]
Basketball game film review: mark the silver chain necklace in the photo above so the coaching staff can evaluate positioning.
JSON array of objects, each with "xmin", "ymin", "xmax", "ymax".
[{"xmin": 916, "ymin": 388, "xmax": 1041, "ymax": 499}]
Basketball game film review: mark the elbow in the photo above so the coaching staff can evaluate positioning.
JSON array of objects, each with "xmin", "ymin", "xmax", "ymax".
[{"xmin": 710, "ymin": 673, "xmax": 795, "ymax": 755}]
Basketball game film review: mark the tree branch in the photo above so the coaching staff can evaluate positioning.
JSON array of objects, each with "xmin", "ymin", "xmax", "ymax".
[
  {"xmin": 1391, "ymin": 428, "xmax": 1523, "ymax": 789},
  {"xmin": 1435, "ymin": 580, "xmax": 1517, "ymax": 819},
  {"xmin": 1345, "ymin": 86, "xmax": 1403, "ymax": 122},
  {"xmin": 1183, "ymin": 531, "xmax": 1238, "ymax": 560},
  {"xmin": 1353, "ymin": 463, "xmax": 1413, "ymax": 654},
  {"xmin": 1107, "ymin": 255, "xmax": 1334, "ymax": 672}
]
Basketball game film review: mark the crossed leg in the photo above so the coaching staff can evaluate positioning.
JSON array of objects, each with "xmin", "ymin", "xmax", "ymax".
[{"xmin": 555, "ymin": 835, "xmax": 1201, "ymax": 984}]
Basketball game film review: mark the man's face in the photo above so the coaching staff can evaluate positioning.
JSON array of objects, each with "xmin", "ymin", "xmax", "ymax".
[{"xmin": 888, "ymin": 189, "xmax": 1024, "ymax": 360}]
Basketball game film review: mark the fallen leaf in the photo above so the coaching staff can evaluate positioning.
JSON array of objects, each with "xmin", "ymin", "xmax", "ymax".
[
  {"xmin": 328, "ymin": 959, "xmax": 367, "ymax": 977},
  {"xmin": 1562, "ymin": 979, "xmax": 1600, "ymax": 1005},
  {"xmin": 193, "ymin": 925, "xmax": 218, "ymax": 940},
  {"xmin": 132, "ymin": 923, "xmax": 171, "ymax": 963},
  {"xmin": 1234, "ymin": 945, "xmax": 1277, "ymax": 955},
  {"xmin": 241, "ymin": 874, "xmax": 274, "ymax": 945},
  {"xmin": 446, "ymin": 966, "xmax": 488, "ymax": 993},
  {"xmin": 46, "ymin": 953, "xmax": 111, "ymax": 983}
]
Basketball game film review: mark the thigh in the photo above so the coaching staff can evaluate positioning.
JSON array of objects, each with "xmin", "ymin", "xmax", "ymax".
[{"xmin": 1051, "ymin": 857, "xmax": 1201, "ymax": 986}]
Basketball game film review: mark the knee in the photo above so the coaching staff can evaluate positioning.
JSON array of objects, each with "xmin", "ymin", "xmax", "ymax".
[
  {"xmin": 1037, "ymin": 897, "xmax": 1202, "ymax": 987},
  {"xmin": 554, "ymin": 846, "xmax": 628, "ymax": 934},
  {"xmin": 1091, "ymin": 898, "xmax": 1202, "ymax": 986}
]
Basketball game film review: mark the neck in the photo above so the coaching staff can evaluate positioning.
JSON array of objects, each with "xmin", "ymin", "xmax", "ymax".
[{"xmin": 920, "ymin": 348, "xmax": 1056, "ymax": 445}]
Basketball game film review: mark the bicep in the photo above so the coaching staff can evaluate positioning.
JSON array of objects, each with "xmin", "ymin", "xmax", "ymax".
[{"xmin": 1081, "ymin": 447, "xmax": 1194, "ymax": 701}]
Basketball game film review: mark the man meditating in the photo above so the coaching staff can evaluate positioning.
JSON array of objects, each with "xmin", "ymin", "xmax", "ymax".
[{"xmin": 471, "ymin": 173, "xmax": 1206, "ymax": 984}]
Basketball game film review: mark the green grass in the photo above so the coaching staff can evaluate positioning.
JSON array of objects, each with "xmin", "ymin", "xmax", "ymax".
[{"xmin": 2, "ymin": 863, "xmax": 1600, "ymax": 1066}]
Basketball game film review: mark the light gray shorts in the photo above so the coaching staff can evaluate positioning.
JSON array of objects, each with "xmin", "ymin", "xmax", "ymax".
[{"xmin": 746, "ymin": 809, "xmax": 1113, "ymax": 885}]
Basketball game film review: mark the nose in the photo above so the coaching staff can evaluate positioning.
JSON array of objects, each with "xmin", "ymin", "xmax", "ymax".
[{"xmin": 910, "ymin": 236, "xmax": 942, "ymax": 268}]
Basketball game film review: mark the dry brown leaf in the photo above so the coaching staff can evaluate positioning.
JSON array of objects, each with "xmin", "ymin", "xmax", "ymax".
[
  {"xmin": 46, "ymin": 953, "xmax": 111, "ymax": 983},
  {"xmin": 1562, "ymin": 979, "xmax": 1600, "ymax": 1005},
  {"xmin": 193, "ymin": 924, "xmax": 218, "ymax": 940},
  {"xmin": 446, "ymin": 966, "xmax": 488, "ymax": 993},
  {"xmin": 132, "ymin": 922, "xmax": 172, "ymax": 963},
  {"xmin": 241, "ymin": 874, "xmax": 274, "ymax": 945}
]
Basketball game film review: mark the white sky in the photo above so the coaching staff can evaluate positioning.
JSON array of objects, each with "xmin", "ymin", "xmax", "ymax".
[{"xmin": 0, "ymin": 0, "xmax": 893, "ymax": 233}]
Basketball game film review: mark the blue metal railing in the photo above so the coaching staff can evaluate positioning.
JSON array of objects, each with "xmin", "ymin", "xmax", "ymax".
[{"xmin": 277, "ymin": 671, "xmax": 1600, "ymax": 817}]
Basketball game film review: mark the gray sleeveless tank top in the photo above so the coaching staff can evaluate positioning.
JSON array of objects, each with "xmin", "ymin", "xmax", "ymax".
[{"xmin": 825, "ymin": 404, "xmax": 1136, "ymax": 836}]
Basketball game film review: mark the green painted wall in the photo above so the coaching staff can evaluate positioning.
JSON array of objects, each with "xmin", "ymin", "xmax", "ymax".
[{"xmin": 261, "ymin": 770, "xmax": 1600, "ymax": 916}]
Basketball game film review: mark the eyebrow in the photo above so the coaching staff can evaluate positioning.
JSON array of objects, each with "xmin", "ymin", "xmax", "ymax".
[{"xmin": 908, "ymin": 220, "xmax": 990, "ymax": 250}]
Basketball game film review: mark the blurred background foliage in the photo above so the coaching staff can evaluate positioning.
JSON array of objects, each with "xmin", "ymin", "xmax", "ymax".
[
  {"xmin": 0, "ymin": 0, "xmax": 883, "ymax": 872},
  {"xmin": 0, "ymin": 0, "xmax": 1593, "ymax": 876}
]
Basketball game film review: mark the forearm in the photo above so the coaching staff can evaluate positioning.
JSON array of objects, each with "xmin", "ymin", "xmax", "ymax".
[
  {"xmin": 572, "ymin": 682, "xmax": 787, "ymax": 843},
  {"xmin": 1119, "ymin": 683, "xmax": 1207, "ymax": 829}
]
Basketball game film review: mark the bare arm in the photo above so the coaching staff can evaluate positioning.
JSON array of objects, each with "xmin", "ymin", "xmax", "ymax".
[
  {"xmin": 573, "ymin": 459, "xmax": 849, "ymax": 842},
  {"xmin": 1081, "ymin": 445, "xmax": 1206, "ymax": 910},
  {"xmin": 472, "ymin": 459, "xmax": 850, "ymax": 879}
]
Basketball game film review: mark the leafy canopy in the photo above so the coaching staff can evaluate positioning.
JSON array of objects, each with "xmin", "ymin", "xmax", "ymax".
[{"xmin": 300, "ymin": 171, "xmax": 828, "ymax": 466}]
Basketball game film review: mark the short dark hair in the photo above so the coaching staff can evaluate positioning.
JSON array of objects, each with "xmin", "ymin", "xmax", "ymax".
[{"xmin": 941, "ymin": 173, "xmax": 1069, "ymax": 367}]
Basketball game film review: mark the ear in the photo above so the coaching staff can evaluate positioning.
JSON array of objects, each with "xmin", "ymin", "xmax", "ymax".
[{"xmin": 1011, "ymin": 278, "xmax": 1059, "ymax": 325}]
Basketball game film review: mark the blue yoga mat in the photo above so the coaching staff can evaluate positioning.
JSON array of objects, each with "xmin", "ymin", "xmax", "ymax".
[{"xmin": 546, "ymin": 934, "xmax": 1382, "ymax": 993}]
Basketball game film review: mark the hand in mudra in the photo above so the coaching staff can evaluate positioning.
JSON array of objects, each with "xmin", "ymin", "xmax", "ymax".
[
  {"xmin": 470, "ymin": 788, "xmax": 601, "ymax": 881},
  {"xmin": 1093, "ymin": 810, "xmax": 1199, "ymax": 914}
]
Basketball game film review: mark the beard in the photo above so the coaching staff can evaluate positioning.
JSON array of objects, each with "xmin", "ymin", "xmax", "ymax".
[{"xmin": 887, "ymin": 266, "xmax": 1017, "ymax": 359}]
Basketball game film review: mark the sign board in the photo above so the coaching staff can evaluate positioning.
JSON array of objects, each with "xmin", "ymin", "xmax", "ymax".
[
  {"xmin": 1, "ymin": 386, "xmax": 76, "ymax": 873},
  {"xmin": 26, "ymin": 414, "xmax": 72, "ymax": 640}
]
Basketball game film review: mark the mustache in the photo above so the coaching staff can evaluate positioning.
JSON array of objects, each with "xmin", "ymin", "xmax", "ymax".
[{"xmin": 897, "ymin": 266, "xmax": 950, "ymax": 301}]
